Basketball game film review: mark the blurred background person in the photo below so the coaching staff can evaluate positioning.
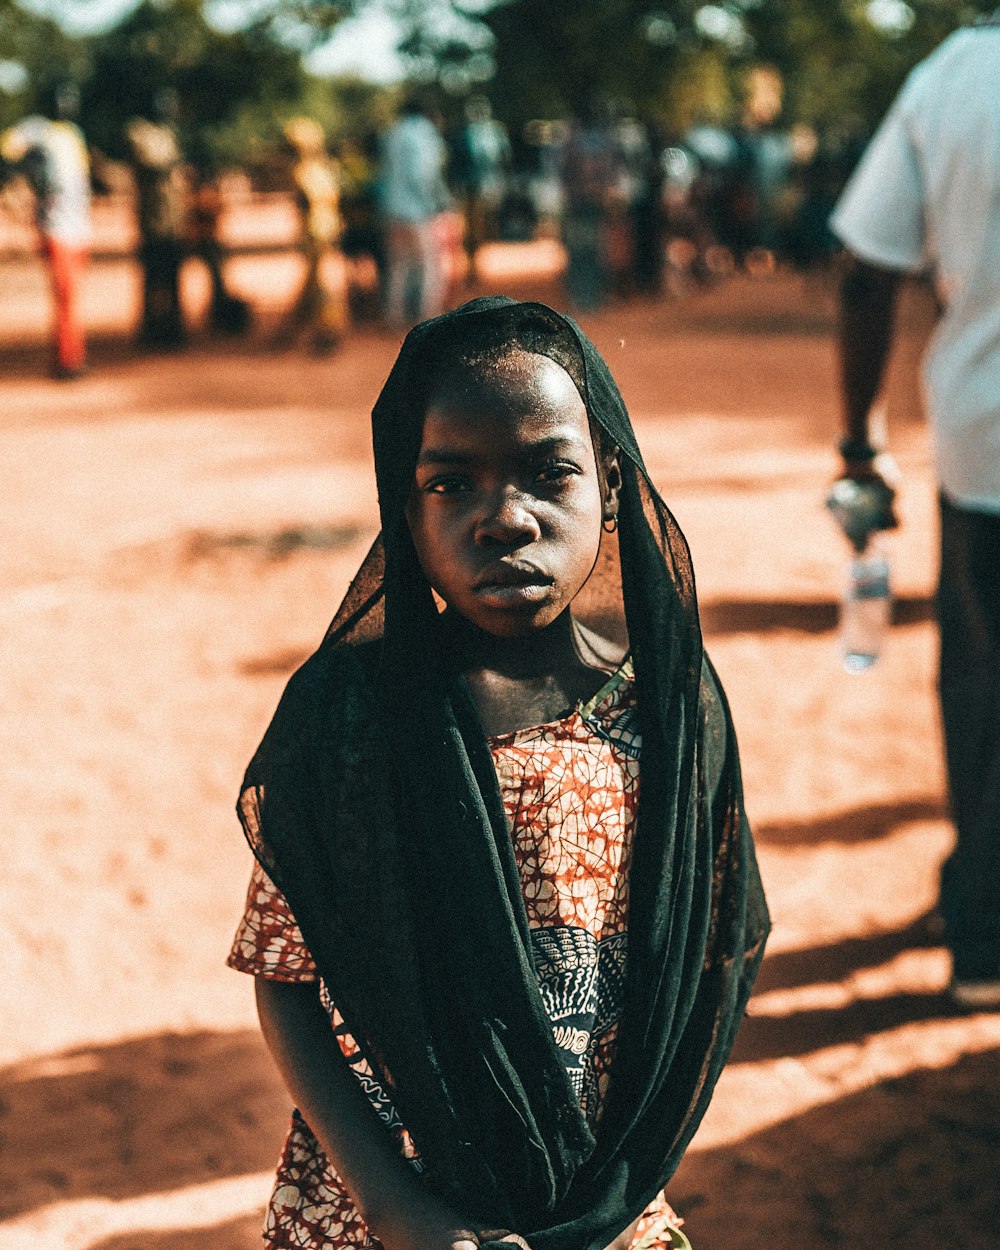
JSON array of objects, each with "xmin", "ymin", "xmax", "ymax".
[
  {"xmin": 830, "ymin": 11, "xmax": 1000, "ymax": 1007},
  {"xmin": 559, "ymin": 98, "xmax": 622, "ymax": 313},
  {"xmin": 680, "ymin": 117, "xmax": 743, "ymax": 280},
  {"xmin": 779, "ymin": 125, "xmax": 841, "ymax": 275},
  {"xmin": 737, "ymin": 65, "xmax": 795, "ymax": 268},
  {"xmin": 450, "ymin": 94, "xmax": 511, "ymax": 286},
  {"xmin": 629, "ymin": 119, "xmax": 667, "ymax": 298},
  {"xmin": 125, "ymin": 87, "xmax": 189, "ymax": 349},
  {"xmin": 378, "ymin": 96, "xmax": 450, "ymax": 329},
  {"xmin": 612, "ymin": 115, "xmax": 665, "ymax": 299},
  {"xmin": 188, "ymin": 160, "xmax": 251, "ymax": 337},
  {"xmin": 338, "ymin": 130, "xmax": 386, "ymax": 323},
  {"xmin": 0, "ymin": 80, "xmax": 91, "ymax": 378},
  {"xmin": 273, "ymin": 116, "xmax": 348, "ymax": 354}
]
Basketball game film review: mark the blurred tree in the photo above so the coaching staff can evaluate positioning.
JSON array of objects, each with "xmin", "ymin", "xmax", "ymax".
[
  {"xmin": 390, "ymin": 0, "xmax": 698, "ymax": 127},
  {"xmin": 3, "ymin": 0, "xmax": 992, "ymax": 173},
  {"xmin": 82, "ymin": 0, "xmax": 312, "ymax": 163},
  {"xmin": 217, "ymin": 74, "xmax": 398, "ymax": 188},
  {"xmin": 484, "ymin": 0, "xmax": 687, "ymax": 125},
  {"xmin": 0, "ymin": 0, "xmax": 88, "ymax": 131},
  {"xmin": 741, "ymin": 0, "xmax": 986, "ymax": 138},
  {"xmin": 1, "ymin": 0, "xmax": 375, "ymax": 172},
  {"xmin": 385, "ymin": 0, "xmax": 989, "ymax": 138}
]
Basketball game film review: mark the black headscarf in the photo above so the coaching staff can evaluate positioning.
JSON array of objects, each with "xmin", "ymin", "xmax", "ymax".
[{"xmin": 238, "ymin": 297, "xmax": 769, "ymax": 1250}]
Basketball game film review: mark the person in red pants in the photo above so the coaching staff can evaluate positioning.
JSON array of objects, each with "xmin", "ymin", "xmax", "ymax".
[{"xmin": 2, "ymin": 81, "xmax": 91, "ymax": 378}]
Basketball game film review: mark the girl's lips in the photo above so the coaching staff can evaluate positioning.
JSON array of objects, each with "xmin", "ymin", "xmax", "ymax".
[
  {"xmin": 473, "ymin": 562, "xmax": 551, "ymax": 590},
  {"xmin": 473, "ymin": 564, "xmax": 554, "ymax": 605},
  {"xmin": 474, "ymin": 581, "xmax": 552, "ymax": 607}
]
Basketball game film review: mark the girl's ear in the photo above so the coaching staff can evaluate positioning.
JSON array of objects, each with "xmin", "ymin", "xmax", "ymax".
[{"xmin": 601, "ymin": 451, "xmax": 622, "ymax": 521}]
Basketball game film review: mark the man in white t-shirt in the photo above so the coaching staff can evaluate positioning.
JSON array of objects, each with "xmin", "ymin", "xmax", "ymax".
[
  {"xmin": 1, "ymin": 81, "xmax": 91, "ymax": 377},
  {"xmin": 830, "ymin": 12, "xmax": 1000, "ymax": 1007}
]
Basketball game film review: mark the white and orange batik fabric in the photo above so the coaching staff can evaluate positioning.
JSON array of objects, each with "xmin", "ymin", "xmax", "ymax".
[{"xmin": 229, "ymin": 661, "xmax": 683, "ymax": 1249}]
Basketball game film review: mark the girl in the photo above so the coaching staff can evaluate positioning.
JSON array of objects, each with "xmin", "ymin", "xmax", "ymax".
[{"xmin": 228, "ymin": 297, "xmax": 769, "ymax": 1250}]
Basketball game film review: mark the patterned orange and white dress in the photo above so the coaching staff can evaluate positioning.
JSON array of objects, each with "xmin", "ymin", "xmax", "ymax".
[{"xmin": 229, "ymin": 661, "xmax": 684, "ymax": 1249}]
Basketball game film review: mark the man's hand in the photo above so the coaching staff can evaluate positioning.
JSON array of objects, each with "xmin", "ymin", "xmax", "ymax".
[{"xmin": 826, "ymin": 469, "xmax": 898, "ymax": 552}]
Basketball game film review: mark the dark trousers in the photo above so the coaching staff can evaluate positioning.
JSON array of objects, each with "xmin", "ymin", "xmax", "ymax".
[
  {"xmin": 139, "ymin": 238, "xmax": 185, "ymax": 347},
  {"xmin": 937, "ymin": 494, "xmax": 1000, "ymax": 967}
]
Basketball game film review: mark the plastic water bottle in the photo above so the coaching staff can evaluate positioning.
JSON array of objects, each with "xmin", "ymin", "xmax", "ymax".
[{"xmin": 840, "ymin": 546, "xmax": 892, "ymax": 672}]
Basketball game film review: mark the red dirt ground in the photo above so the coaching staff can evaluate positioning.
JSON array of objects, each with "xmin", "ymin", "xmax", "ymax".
[{"xmin": 2, "ymin": 238, "xmax": 998, "ymax": 1250}]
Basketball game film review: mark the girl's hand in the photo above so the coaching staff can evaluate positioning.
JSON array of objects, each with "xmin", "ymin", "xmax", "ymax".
[
  {"xmin": 255, "ymin": 980, "xmax": 483, "ymax": 1250},
  {"xmin": 377, "ymin": 1220, "xmax": 478, "ymax": 1250},
  {"xmin": 476, "ymin": 1229, "xmax": 533, "ymax": 1250},
  {"xmin": 602, "ymin": 1217, "xmax": 641, "ymax": 1250}
]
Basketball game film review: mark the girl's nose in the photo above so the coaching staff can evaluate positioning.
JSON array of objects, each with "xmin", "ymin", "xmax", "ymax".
[{"xmin": 475, "ymin": 489, "xmax": 541, "ymax": 545}]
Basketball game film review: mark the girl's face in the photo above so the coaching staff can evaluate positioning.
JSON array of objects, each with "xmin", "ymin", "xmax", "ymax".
[{"xmin": 407, "ymin": 350, "xmax": 618, "ymax": 639}]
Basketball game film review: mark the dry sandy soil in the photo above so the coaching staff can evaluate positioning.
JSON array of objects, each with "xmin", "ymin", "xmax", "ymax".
[{"xmin": 2, "ymin": 239, "xmax": 998, "ymax": 1250}]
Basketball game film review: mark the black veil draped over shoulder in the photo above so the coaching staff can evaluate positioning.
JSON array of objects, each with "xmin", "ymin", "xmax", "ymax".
[{"xmin": 238, "ymin": 297, "xmax": 769, "ymax": 1250}]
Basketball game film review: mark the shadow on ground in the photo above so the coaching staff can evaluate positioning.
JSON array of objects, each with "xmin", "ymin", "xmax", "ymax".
[
  {"xmin": 5, "ymin": 1005, "xmax": 997, "ymax": 1250},
  {"xmin": 753, "ymin": 796, "xmax": 946, "ymax": 846},
  {"xmin": 671, "ymin": 1046, "xmax": 1000, "ymax": 1250},
  {"xmin": 756, "ymin": 913, "xmax": 939, "ymax": 993},
  {"xmin": 0, "ymin": 1030, "xmax": 286, "ymax": 1221},
  {"xmin": 700, "ymin": 593, "xmax": 934, "ymax": 637},
  {"xmin": 734, "ymin": 989, "xmax": 964, "ymax": 1063},
  {"xmin": 91, "ymin": 1214, "xmax": 264, "ymax": 1250}
]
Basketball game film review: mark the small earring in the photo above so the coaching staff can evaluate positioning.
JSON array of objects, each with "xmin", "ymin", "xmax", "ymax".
[{"xmin": 602, "ymin": 514, "xmax": 618, "ymax": 534}]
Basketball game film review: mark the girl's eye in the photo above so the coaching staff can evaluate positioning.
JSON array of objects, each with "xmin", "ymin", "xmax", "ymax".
[
  {"xmin": 535, "ymin": 462, "xmax": 579, "ymax": 485},
  {"xmin": 425, "ymin": 475, "xmax": 471, "ymax": 495}
]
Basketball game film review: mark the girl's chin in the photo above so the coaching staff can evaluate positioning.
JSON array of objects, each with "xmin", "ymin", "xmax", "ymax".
[
  {"xmin": 439, "ymin": 594, "xmax": 571, "ymax": 641},
  {"xmin": 473, "ymin": 606, "xmax": 566, "ymax": 640}
]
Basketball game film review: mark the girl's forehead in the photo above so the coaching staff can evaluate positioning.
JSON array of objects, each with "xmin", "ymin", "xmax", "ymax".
[{"xmin": 423, "ymin": 350, "xmax": 587, "ymax": 425}]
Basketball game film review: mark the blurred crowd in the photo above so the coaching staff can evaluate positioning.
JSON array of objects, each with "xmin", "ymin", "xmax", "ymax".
[{"xmin": 0, "ymin": 66, "xmax": 860, "ymax": 377}]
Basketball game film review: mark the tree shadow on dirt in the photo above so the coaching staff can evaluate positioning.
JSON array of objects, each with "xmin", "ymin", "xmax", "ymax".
[
  {"xmin": 735, "ymin": 989, "xmax": 966, "ymax": 1063},
  {"xmin": 0, "ymin": 337, "xmax": 134, "ymax": 379},
  {"xmin": 753, "ymin": 795, "xmax": 946, "ymax": 846},
  {"xmin": 0, "ymin": 329, "xmax": 397, "ymax": 423},
  {"xmin": 756, "ymin": 913, "xmax": 939, "ymax": 993},
  {"xmin": 670, "ymin": 1046, "xmax": 1000, "ymax": 1250},
  {"xmin": 672, "ymin": 305, "xmax": 838, "ymax": 338},
  {"xmin": 0, "ymin": 1029, "xmax": 287, "ymax": 1221},
  {"xmin": 7, "ymin": 1023, "xmax": 998, "ymax": 1250},
  {"xmin": 671, "ymin": 271, "xmax": 937, "ymax": 344},
  {"xmin": 0, "ymin": 265, "xmax": 567, "ymax": 384},
  {"xmin": 91, "ymin": 1214, "xmax": 264, "ymax": 1250},
  {"xmin": 700, "ymin": 593, "xmax": 934, "ymax": 637}
]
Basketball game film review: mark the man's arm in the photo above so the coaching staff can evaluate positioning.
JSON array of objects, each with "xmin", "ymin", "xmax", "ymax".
[
  {"xmin": 255, "ymin": 979, "xmax": 482, "ymax": 1250},
  {"xmin": 836, "ymin": 252, "xmax": 903, "ymax": 469}
]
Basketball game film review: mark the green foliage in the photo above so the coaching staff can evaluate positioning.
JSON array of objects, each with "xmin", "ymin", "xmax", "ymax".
[
  {"xmin": 81, "ymin": 0, "xmax": 310, "ymax": 162},
  {"xmin": 398, "ymin": 0, "xmax": 985, "ymax": 138},
  {"xmin": 416, "ymin": 0, "xmax": 707, "ymax": 128},
  {"xmin": 213, "ymin": 74, "xmax": 398, "ymax": 186},
  {"xmin": 0, "ymin": 0, "xmax": 87, "ymax": 131},
  {"xmin": 742, "ymin": 0, "xmax": 980, "ymax": 136},
  {"xmin": 1, "ymin": 0, "xmax": 991, "ymax": 174},
  {"xmin": 1, "ymin": 0, "xmax": 388, "ymax": 174}
]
